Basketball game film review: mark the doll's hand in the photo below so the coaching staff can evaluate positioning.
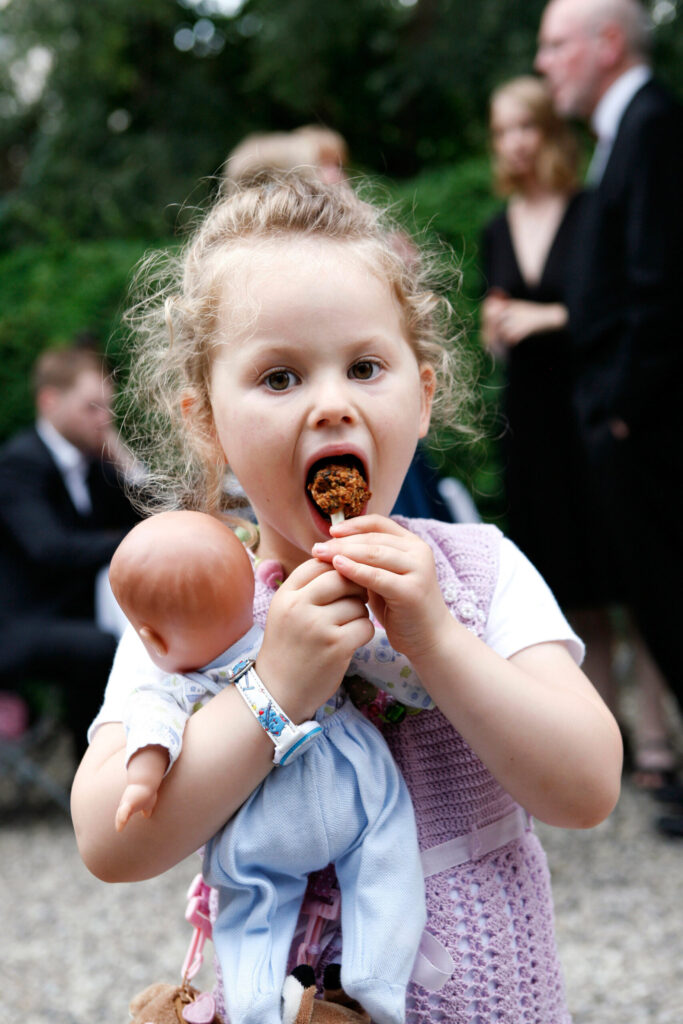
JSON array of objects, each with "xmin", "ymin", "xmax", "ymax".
[
  {"xmin": 115, "ymin": 783, "xmax": 159, "ymax": 832},
  {"xmin": 312, "ymin": 515, "xmax": 452, "ymax": 665},
  {"xmin": 115, "ymin": 745, "xmax": 168, "ymax": 832},
  {"xmin": 256, "ymin": 558, "xmax": 374, "ymax": 722}
]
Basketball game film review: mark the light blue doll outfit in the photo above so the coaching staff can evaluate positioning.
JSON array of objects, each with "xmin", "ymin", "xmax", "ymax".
[
  {"xmin": 203, "ymin": 694, "xmax": 425, "ymax": 1024},
  {"xmin": 120, "ymin": 621, "xmax": 428, "ymax": 1024}
]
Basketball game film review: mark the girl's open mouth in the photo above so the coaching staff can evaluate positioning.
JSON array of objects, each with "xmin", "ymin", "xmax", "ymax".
[{"xmin": 306, "ymin": 455, "xmax": 371, "ymax": 522}]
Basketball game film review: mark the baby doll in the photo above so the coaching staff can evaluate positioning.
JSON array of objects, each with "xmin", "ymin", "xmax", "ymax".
[
  {"xmin": 109, "ymin": 509, "xmax": 428, "ymax": 1024},
  {"xmin": 109, "ymin": 510, "xmax": 261, "ymax": 831},
  {"xmin": 110, "ymin": 509, "xmax": 434, "ymax": 832}
]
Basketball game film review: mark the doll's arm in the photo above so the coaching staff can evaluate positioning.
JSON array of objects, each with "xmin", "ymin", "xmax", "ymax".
[
  {"xmin": 73, "ymin": 690, "xmax": 275, "ymax": 883},
  {"xmin": 122, "ymin": 677, "xmax": 198, "ymax": 774},
  {"xmin": 114, "ymin": 676, "xmax": 205, "ymax": 834},
  {"xmin": 115, "ymin": 745, "xmax": 169, "ymax": 831}
]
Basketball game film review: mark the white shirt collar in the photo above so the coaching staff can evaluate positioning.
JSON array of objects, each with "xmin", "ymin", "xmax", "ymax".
[
  {"xmin": 36, "ymin": 417, "xmax": 92, "ymax": 514},
  {"xmin": 36, "ymin": 416, "xmax": 86, "ymax": 473},
  {"xmin": 591, "ymin": 65, "xmax": 652, "ymax": 142}
]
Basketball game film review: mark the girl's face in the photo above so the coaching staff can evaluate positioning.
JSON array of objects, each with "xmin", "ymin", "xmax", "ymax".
[
  {"xmin": 208, "ymin": 238, "xmax": 434, "ymax": 573},
  {"xmin": 491, "ymin": 94, "xmax": 543, "ymax": 182}
]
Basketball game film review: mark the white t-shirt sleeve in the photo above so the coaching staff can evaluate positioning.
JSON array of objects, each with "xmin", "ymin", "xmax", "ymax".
[
  {"xmin": 485, "ymin": 538, "xmax": 585, "ymax": 664},
  {"xmin": 87, "ymin": 624, "xmax": 167, "ymax": 742}
]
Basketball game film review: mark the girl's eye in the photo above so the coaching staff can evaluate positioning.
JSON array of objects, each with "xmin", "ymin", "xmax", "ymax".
[
  {"xmin": 350, "ymin": 360, "xmax": 380, "ymax": 381},
  {"xmin": 264, "ymin": 369, "xmax": 298, "ymax": 391}
]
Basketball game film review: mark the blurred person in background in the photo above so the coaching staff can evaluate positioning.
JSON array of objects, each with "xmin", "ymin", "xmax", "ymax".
[
  {"xmin": 536, "ymin": 0, "xmax": 683, "ymax": 834},
  {"xmin": 223, "ymin": 123, "xmax": 349, "ymax": 189},
  {"xmin": 0, "ymin": 344, "xmax": 141, "ymax": 762},
  {"xmin": 481, "ymin": 74, "xmax": 678, "ymax": 795}
]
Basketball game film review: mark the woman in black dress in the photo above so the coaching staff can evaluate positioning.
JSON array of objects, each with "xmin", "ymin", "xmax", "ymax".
[
  {"xmin": 481, "ymin": 75, "xmax": 594, "ymax": 607},
  {"xmin": 481, "ymin": 76, "xmax": 677, "ymax": 790}
]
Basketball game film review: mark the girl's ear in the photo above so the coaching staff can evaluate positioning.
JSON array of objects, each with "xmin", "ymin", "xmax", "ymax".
[
  {"xmin": 180, "ymin": 391, "xmax": 227, "ymax": 464},
  {"xmin": 418, "ymin": 365, "xmax": 436, "ymax": 439}
]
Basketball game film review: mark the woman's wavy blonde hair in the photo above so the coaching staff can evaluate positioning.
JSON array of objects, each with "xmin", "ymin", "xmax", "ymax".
[
  {"xmin": 120, "ymin": 171, "xmax": 475, "ymax": 517},
  {"xmin": 490, "ymin": 76, "xmax": 579, "ymax": 196}
]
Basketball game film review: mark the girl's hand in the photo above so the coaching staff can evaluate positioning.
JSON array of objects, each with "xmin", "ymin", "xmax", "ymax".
[
  {"xmin": 256, "ymin": 557, "xmax": 374, "ymax": 722},
  {"xmin": 312, "ymin": 514, "xmax": 452, "ymax": 664}
]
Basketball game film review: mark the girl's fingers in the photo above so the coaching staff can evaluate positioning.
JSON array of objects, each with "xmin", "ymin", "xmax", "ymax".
[
  {"xmin": 320, "ymin": 594, "xmax": 371, "ymax": 627},
  {"xmin": 307, "ymin": 565, "xmax": 369, "ymax": 607},
  {"xmin": 328, "ymin": 513, "xmax": 409, "ymax": 539},
  {"xmin": 330, "ymin": 553, "xmax": 406, "ymax": 600},
  {"xmin": 313, "ymin": 535, "xmax": 418, "ymax": 576},
  {"xmin": 284, "ymin": 555, "xmax": 337, "ymax": 587},
  {"xmin": 283, "ymin": 557, "xmax": 367, "ymax": 603}
]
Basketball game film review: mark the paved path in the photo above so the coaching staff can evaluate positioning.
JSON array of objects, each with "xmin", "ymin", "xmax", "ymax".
[{"xmin": 1, "ymin": 738, "xmax": 681, "ymax": 1023}]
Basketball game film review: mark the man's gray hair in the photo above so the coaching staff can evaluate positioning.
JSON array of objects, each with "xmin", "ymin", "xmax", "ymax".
[{"xmin": 585, "ymin": 0, "xmax": 654, "ymax": 58}]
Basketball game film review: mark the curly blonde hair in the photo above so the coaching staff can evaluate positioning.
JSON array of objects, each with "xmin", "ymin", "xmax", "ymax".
[{"xmin": 120, "ymin": 171, "xmax": 474, "ymax": 515}]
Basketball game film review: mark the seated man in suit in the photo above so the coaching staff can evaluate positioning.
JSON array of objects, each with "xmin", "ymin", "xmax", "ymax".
[{"xmin": 0, "ymin": 345, "xmax": 141, "ymax": 761}]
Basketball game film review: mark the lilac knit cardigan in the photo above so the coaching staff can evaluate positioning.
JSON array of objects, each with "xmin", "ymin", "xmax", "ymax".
[{"xmin": 216, "ymin": 519, "xmax": 571, "ymax": 1024}]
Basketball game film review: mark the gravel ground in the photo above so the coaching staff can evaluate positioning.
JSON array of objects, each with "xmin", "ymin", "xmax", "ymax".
[{"xmin": 1, "ymin": 731, "xmax": 681, "ymax": 1024}]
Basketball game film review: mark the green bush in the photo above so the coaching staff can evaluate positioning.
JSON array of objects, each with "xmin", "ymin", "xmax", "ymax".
[
  {"xmin": 0, "ymin": 238, "xmax": 154, "ymax": 441},
  {"xmin": 387, "ymin": 158, "xmax": 506, "ymax": 521}
]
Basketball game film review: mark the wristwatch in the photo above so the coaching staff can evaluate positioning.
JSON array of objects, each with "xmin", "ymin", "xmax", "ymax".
[{"xmin": 231, "ymin": 661, "xmax": 322, "ymax": 766}]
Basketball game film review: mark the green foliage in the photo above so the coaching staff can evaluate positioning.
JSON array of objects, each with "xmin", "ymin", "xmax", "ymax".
[
  {"xmin": 0, "ymin": 238, "xmax": 152, "ymax": 440},
  {"xmin": 1, "ymin": 0, "xmax": 680, "ymax": 251},
  {"xmin": 0, "ymin": 159, "xmax": 508, "ymax": 516},
  {"xmin": 1, "ymin": 0, "xmax": 680, "ymax": 515},
  {"xmin": 386, "ymin": 158, "xmax": 507, "ymax": 519}
]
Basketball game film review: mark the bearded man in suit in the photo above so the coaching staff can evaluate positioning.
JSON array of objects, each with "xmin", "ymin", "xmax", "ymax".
[{"xmin": 0, "ymin": 345, "xmax": 141, "ymax": 760}]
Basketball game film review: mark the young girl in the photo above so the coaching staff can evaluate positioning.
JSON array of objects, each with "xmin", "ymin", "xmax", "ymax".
[{"xmin": 72, "ymin": 172, "xmax": 622, "ymax": 1023}]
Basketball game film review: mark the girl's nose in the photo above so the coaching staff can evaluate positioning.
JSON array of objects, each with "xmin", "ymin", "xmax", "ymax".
[{"xmin": 307, "ymin": 380, "xmax": 356, "ymax": 429}]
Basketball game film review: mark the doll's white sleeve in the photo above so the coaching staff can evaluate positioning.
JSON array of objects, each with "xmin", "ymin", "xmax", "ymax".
[
  {"xmin": 121, "ymin": 623, "xmax": 266, "ymax": 771},
  {"xmin": 123, "ymin": 674, "xmax": 213, "ymax": 773}
]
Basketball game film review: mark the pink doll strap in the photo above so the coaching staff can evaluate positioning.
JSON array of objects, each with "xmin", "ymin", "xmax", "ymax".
[{"xmin": 181, "ymin": 873, "xmax": 213, "ymax": 983}]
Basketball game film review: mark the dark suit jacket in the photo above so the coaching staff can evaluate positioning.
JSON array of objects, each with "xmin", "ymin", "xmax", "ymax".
[
  {"xmin": 567, "ymin": 78, "xmax": 683, "ymax": 436},
  {"xmin": 0, "ymin": 426, "xmax": 140, "ymax": 631}
]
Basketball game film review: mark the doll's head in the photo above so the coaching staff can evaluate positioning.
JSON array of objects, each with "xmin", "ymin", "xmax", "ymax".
[{"xmin": 109, "ymin": 511, "xmax": 254, "ymax": 673}]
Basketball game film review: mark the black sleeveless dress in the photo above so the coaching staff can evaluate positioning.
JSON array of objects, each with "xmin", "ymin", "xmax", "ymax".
[{"xmin": 481, "ymin": 193, "xmax": 615, "ymax": 608}]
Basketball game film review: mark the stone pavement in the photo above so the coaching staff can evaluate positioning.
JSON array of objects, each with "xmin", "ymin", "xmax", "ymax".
[{"xmin": 1, "ymin": 733, "xmax": 681, "ymax": 1024}]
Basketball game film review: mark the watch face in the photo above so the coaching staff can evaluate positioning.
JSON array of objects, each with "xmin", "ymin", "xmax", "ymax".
[{"xmin": 277, "ymin": 722, "xmax": 323, "ymax": 766}]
